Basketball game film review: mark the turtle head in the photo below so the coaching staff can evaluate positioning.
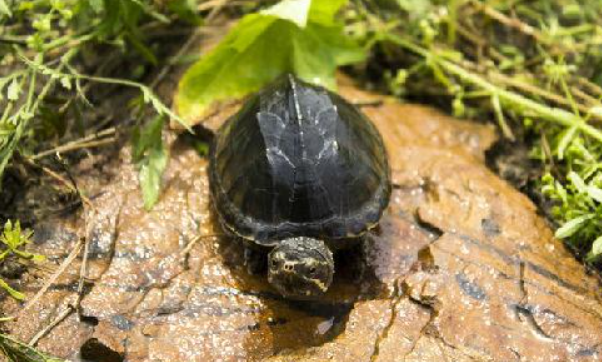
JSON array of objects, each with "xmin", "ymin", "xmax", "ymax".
[{"xmin": 268, "ymin": 237, "xmax": 334, "ymax": 299}]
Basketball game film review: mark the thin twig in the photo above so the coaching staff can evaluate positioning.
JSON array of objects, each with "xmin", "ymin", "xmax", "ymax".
[
  {"xmin": 571, "ymin": 86, "xmax": 601, "ymax": 107},
  {"xmin": 31, "ymin": 128, "xmax": 116, "ymax": 160},
  {"xmin": 26, "ymin": 211, "xmax": 97, "ymax": 346},
  {"xmin": 470, "ymin": 0, "xmax": 542, "ymax": 41},
  {"xmin": 28, "ymin": 306, "xmax": 74, "ymax": 346},
  {"xmin": 198, "ymin": 0, "xmax": 248, "ymax": 12},
  {"xmin": 180, "ymin": 233, "xmax": 221, "ymax": 257},
  {"xmin": 21, "ymin": 158, "xmax": 92, "ymax": 207},
  {"xmin": 206, "ymin": 0, "xmax": 230, "ymax": 23},
  {"xmin": 149, "ymin": 29, "xmax": 203, "ymax": 90},
  {"xmin": 576, "ymin": 77, "xmax": 602, "ymax": 99},
  {"xmin": 16, "ymin": 238, "xmax": 83, "ymax": 319}
]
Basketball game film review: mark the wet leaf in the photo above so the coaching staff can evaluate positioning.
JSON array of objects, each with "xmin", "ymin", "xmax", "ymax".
[{"xmin": 175, "ymin": 0, "xmax": 365, "ymax": 122}]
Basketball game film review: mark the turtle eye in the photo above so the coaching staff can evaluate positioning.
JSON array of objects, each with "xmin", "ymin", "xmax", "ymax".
[
  {"xmin": 271, "ymin": 259, "xmax": 279, "ymax": 269},
  {"xmin": 308, "ymin": 267, "xmax": 317, "ymax": 275}
]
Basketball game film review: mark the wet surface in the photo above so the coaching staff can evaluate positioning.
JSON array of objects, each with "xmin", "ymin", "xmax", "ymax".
[{"xmin": 2, "ymin": 77, "xmax": 602, "ymax": 361}]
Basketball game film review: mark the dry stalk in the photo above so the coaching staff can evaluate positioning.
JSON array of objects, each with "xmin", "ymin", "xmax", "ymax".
[{"xmin": 31, "ymin": 128, "xmax": 116, "ymax": 161}]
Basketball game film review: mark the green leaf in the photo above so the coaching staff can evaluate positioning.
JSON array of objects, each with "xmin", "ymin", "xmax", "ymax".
[
  {"xmin": 395, "ymin": 0, "xmax": 434, "ymax": 20},
  {"xmin": 0, "ymin": 278, "xmax": 25, "ymax": 300},
  {"xmin": 88, "ymin": 0, "xmax": 104, "ymax": 13},
  {"xmin": 590, "ymin": 106, "xmax": 602, "ymax": 118},
  {"xmin": 139, "ymin": 146, "xmax": 168, "ymax": 210},
  {"xmin": 587, "ymin": 185, "xmax": 602, "ymax": 204},
  {"xmin": 555, "ymin": 214, "xmax": 594, "ymax": 239},
  {"xmin": 7, "ymin": 79, "xmax": 21, "ymax": 101},
  {"xmin": 307, "ymin": 0, "xmax": 346, "ymax": 25},
  {"xmin": 125, "ymin": 32, "xmax": 158, "ymax": 65},
  {"xmin": 13, "ymin": 249, "xmax": 46, "ymax": 262},
  {"xmin": 556, "ymin": 125, "xmax": 578, "ymax": 160},
  {"xmin": 175, "ymin": 0, "xmax": 365, "ymax": 123},
  {"xmin": 589, "ymin": 235, "xmax": 602, "ymax": 257},
  {"xmin": 132, "ymin": 115, "xmax": 169, "ymax": 210},
  {"xmin": 60, "ymin": 76, "xmax": 72, "ymax": 90},
  {"xmin": 167, "ymin": 0, "xmax": 203, "ymax": 26},
  {"xmin": 0, "ymin": 77, "xmax": 12, "ymax": 101},
  {"xmin": 0, "ymin": 0, "xmax": 11, "ymax": 17},
  {"xmin": 567, "ymin": 171, "xmax": 587, "ymax": 194},
  {"xmin": 131, "ymin": 113, "xmax": 163, "ymax": 162},
  {"xmin": 262, "ymin": 0, "xmax": 311, "ymax": 28}
]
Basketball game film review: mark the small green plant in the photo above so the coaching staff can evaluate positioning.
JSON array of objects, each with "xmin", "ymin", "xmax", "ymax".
[
  {"xmin": 346, "ymin": 0, "xmax": 602, "ymax": 262},
  {"xmin": 540, "ymin": 135, "xmax": 602, "ymax": 261},
  {"xmin": 0, "ymin": 220, "xmax": 43, "ymax": 300}
]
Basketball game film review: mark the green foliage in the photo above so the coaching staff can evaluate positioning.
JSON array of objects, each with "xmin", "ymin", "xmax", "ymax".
[
  {"xmin": 348, "ymin": 0, "xmax": 602, "ymax": 262},
  {"xmin": 131, "ymin": 115, "xmax": 168, "ymax": 210},
  {"xmin": 541, "ymin": 134, "xmax": 602, "ymax": 260},
  {"xmin": 175, "ymin": 0, "xmax": 365, "ymax": 122},
  {"xmin": 0, "ymin": 333, "xmax": 65, "ymax": 362},
  {"xmin": 0, "ymin": 0, "xmax": 196, "ymax": 187},
  {"xmin": 0, "ymin": 220, "xmax": 43, "ymax": 262},
  {"xmin": 167, "ymin": 0, "xmax": 203, "ymax": 26},
  {"xmin": 0, "ymin": 220, "xmax": 43, "ymax": 300}
]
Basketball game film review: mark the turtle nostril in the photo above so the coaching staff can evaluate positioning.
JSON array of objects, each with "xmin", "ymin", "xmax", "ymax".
[{"xmin": 284, "ymin": 263, "xmax": 294, "ymax": 271}]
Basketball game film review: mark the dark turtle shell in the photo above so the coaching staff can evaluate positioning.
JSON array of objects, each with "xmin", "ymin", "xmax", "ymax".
[{"xmin": 209, "ymin": 75, "xmax": 390, "ymax": 246}]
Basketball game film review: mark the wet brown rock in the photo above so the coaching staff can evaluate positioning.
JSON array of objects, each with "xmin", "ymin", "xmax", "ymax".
[{"xmin": 3, "ymin": 78, "xmax": 602, "ymax": 362}]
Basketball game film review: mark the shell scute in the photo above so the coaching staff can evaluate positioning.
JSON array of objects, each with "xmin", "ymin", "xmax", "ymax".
[{"xmin": 209, "ymin": 75, "xmax": 391, "ymax": 246}]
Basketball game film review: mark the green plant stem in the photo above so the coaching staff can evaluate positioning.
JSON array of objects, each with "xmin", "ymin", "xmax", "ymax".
[
  {"xmin": 74, "ymin": 74, "xmax": 190, "ymax": 130},
  {"xmin": 17, "ymin": 51, "xmax": 189, "ymax": 129},
  {"xmin": 385, "ymin": 34, "xmax": 602, "ymax": 144}
]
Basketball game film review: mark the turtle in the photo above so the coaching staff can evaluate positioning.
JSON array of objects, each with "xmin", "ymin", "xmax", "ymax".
[{"xmin": 208, "ymin": 74, "xmax": 391, "ymax": 299}]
